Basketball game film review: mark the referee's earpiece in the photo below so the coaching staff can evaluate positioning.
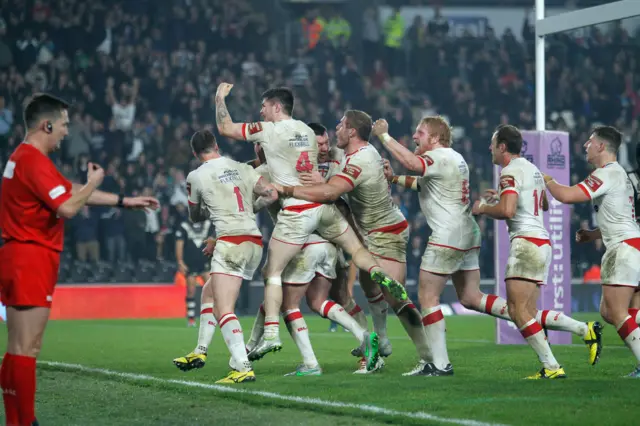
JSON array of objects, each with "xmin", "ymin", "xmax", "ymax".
[{"xmin": 45, "ymin": 121, "xmax": 53, "ymax": 134}]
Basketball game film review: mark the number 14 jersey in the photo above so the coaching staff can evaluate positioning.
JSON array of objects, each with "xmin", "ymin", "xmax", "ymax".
[{"xmin": 418, "ymin": 147, "xmax": 481, "ymax": 250}]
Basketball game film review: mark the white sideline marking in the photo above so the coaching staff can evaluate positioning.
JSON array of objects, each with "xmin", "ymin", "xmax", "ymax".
[{"xmin": 40, "ymin": 361, "xmax": 508, "ymax": 426}]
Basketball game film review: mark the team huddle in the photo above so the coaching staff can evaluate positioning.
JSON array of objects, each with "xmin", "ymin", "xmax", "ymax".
[{"xmin": 171, "ymin": 82, "xmax": 640, "ymax": 383}]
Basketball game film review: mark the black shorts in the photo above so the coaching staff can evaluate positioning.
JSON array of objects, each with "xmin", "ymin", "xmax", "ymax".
[{"xmin": 184, "ymin": 255, "xmax": 209, "ymax": 276}]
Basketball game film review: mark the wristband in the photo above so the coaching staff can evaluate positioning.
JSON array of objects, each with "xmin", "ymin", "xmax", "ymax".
[
  {"xmin": 380, "ymin": 133, "xmax": 391, "ymax": 144},
  {"xmin": 117, "ymin": 193, "xmax": 125, "ymax": 208},
  {"xmin": 391, "ymin": 176, "xmax": 399, "ymax": 184}
]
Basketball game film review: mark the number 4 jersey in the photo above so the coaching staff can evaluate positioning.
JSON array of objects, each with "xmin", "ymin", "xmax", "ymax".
[
  {"xmin": 498, "ymin": 157, "xmax": 549, "ymax": 240},
  {"xmin": 417, "ymin": 147, "xmax": 480, "ymax": 250},
  {"xmin": 578, "ymin": 161, "xmax": 640, "ymax": 248},
  {"xmin": 186, "ymin": 157, "xmax": 262, "ymax": 238}
]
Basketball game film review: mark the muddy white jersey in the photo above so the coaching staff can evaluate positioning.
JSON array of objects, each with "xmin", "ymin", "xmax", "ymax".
[
  {"xmin": 417, "ymin": 147, "xmax": 480, "ymax": 250},
  {"xmin": 578, "ymin": 162, "xmax": 640, "ymax": 248},
  {"xmin": 498, "ymin": 157, "xmax": 549, "ymax": 240},
  {"xmin": 243, "ymin": 119, "xmax": 318, "ymax": 209},
  {"xmin": 335, "ymin": 144, "xmax": 406, "ymax": 233},
  {"xmin": 255, "ymin": 163, "xmax": 326, "ymax": 245},
  {"xmin": 187, "ymin": 157, "xmax": 262, "ymax": 238}
]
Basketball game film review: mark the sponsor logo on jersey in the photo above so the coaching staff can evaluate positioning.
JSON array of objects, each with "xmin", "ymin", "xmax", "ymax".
[
  {"xmin": 342, "ymin": 164, "xmax": 362, "ymax": 180},
  {"xmin": 499, "ymin": 175, "xmax": 516, "ymax": 191},
  {"xmin": 248, "ymin": 122, "xmax": 262, "ymax": 135},
  {"xmin": 583, "ymin": 174, "xmax": 603, "ymax": 192}
]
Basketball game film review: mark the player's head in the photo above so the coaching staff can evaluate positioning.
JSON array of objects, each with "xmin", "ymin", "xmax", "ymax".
[
  {"xmin": 413, "ymin": 116, "xmax": 452, "ymax": 155},
  {"xmin": 490, "ymin": 124, "xmax": 522, "ymax": 165},
  {"xmin": 190, "ymin": 129, "xmax": 219, "ymax": 159},
  {"xmin": 585, "ymin": 126, "xmax": 622, "ymax": 164},
  {"xmin": 308, "ymin": 122, "xmax": 329, "ymax": 162},
  {"xmin": 261, "ymin": 87, "xmax": 294, "ymax": 121},
  {"xmin": 23, "ymin": 93, "xmax": 70, "ymax": 150},
  {"xmin": 337, "ymin": 110, "xmax": 372, "ymax": 149}
]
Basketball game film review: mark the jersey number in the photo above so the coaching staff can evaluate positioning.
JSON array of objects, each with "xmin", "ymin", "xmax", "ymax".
[
  {"xmin": 533, "ymin": 190, "xmax": 545, "ymax": 216},
  {"xmin": 295, "ymin": 152, "xmax": 313, "ymax": 173},
  {"xmin": 461, "ymin": 179, "xmax": 470, "ymax": 204},
  {"xmin": 233, "ymin": 186, "xmax": 245, "ymax": 212}
]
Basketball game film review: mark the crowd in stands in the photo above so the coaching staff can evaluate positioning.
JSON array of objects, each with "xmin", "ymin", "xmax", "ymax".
[{"xmin": 1, "ymin": 0, "xmax": 639, "ymax": 283}]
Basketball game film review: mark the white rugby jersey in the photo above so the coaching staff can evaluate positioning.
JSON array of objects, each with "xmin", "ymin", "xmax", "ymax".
[
  {"xmin": 498, "ymin": 157, "xmax": 549, "ymax": 240},
  {"xmin": 318, "ymin": 146, "xmax": 344, "ymax": 180},
  {"xmin": 243, "ymin": 119, "xmax": 318, "ymax": 209},
  {"xmin": 417, "ymin": 147, "xmax": 480, "ymax": 249},
  {"xmin": 578, "ymin": 162, "xmax": 640, "ymax": 248},
  {"xmin": 335, "ymin": 144, "xmax": 406, "ymax": 234},
  {"xmin": 187, "ymin": 157, "xmax": 262, "ymax": 238}
]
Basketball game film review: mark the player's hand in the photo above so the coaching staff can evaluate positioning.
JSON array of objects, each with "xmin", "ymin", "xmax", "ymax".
[
  {"xmin": 202, "ymin": 237, "xmax": 217, "ymax": 257},
  {"xmin": 482, "ymin": 189, "xmax": 500, "ymax": 204},
  {"xmin": 300, "ymin": 171, "xmax": 324, "ymax": 186},
  {"xmin": 178, "ymin": 260, "xmax": 189, "ymax": 274},
  {"xmin": 216, "ymin": 82, "xmax": 233, "ymax": 99},
  {"xmin": 576, "ymin": 229, "xmax": 595, "ymax": 243},
  {"xmin": 372, "ymin": 119, "xmax": 389, "ymax": 137},
  {"xmin": 87, "ymin": 162, "xmax": 105, "ymax": 187},
  {"xmin": 272, "ymin": 183, "xmax": 285, "ymax": 194},
  {"xmin": 123, "ymin": 196, "xmax": 160, "ymax": 210},
  {"xmin": 542, "ymin": 173, "xmax": 554, "ymax": 185},
  {"xmin": 471, "ymin": 199, "xmax": 484, "ymax": 216},
  {"xmin": 382, "ymin": 159, "xmax": 394, "ymax": 180}
]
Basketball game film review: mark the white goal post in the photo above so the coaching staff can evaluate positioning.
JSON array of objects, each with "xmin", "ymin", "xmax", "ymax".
[{"xmin": 535, "ymin": 0, "xmax": 640, "ymax": 131}]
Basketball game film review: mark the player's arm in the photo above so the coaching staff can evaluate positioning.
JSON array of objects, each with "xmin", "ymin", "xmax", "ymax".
[
  {"xmin": 186, "ymin": 173, "xmax": 208, "ymax": 223},
  {"xmin": 475, "ymin": 192, "xmax": 518, "ymax": 220},
  {"xmin": 576, "ymin": 227, "xmax": 602, "ymax": 243},
  {"xmin": 175, "ymin": 227, "xmax": 188, "ymax": 273},
  {"xmin": 280, "ymin": 175, "xmax": 352, "ymax": 203},
  {"xmin": 382, "ymin": 158, "xmax": 420, "ymax": 191},
  {"xmin": 542, "ymin": 174, "xmax": 590, "ymax": 204},
  {"xmin": 71, "ymin": 183, "xmax": 159, "ymax": 210},
  {"xmin": 373, "ymin": 119, "xmax": 425, "ymax": 174},
  {"xmin": 541, "ymin": 189, "xmax": 549, "ymax": 211},
  {"xmin": 252, "ymin": 177, "xmax": 279, "ymax": 211},
  {"xmin": 247, "ymin": 158, "xmax": 261, "ymax": 168},
  {"xmin": 214, "ymin": 82, "xmax": 245, "ymax": 140}
]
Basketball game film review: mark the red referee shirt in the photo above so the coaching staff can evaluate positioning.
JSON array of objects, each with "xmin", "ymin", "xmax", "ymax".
[{"xmin": 0, "ymin": 143, "xmax": 73, "ymax": 252}]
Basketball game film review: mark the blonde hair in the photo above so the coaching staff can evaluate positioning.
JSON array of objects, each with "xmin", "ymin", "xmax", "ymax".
[{"xmin": 420, "ymin": 116, "xmax": 452, "ymax": 147}]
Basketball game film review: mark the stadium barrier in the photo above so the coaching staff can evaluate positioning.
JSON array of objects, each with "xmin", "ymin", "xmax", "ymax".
[{"xmin": 2, "ymin": 279, "xmax": 601, "ymax": 321}]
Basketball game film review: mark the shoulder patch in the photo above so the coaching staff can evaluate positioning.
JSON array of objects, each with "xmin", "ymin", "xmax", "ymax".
[
  {"xmin": 424, "ymin": 155, "xmax": 434, "ymax": 166},
  {"xmin": 248, "ymin": 122, "xmax": 263, "ymax": 135},
  {"xmin": 583, "ymin": 174, "xmax": 603, "ymax": 192},
  {"xmin": 342, "ymin": 164, "xmax": 363, "ymax": 180},
  {"xmin": 499, "ymin": 175, "xmax": 516, "ymax": 191}
]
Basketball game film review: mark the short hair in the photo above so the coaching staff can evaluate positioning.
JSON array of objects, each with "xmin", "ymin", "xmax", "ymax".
[
  {"xmin": 261, "ymin": 87, "xmax": 294, "ymax": 116},
  {"xmin": 592, "ymin": 125, "xmax": 622, "ymax": 153},
  {"xmin": 307, "ymin": 122, "xmax": 327, "ymax": 136},
  {"xmin": 190, "ymin": 130, "xmax": 218, "ymax": 156},
  {"xmin": 23, "ymin": 93, "xmax": 70, "ymax": 130},
  {"xmin": 344, "ymin": 110, "xmax": 373, "ymax": 141},
  {"xmin": 420, "ymin": 116, "xmax": 452, "ymax": 147},
  {"xmin": 494, "ymin": 124, "xmax": 522, "ymax": 155}
]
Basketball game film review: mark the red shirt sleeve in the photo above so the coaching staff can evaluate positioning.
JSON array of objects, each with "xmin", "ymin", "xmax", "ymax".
[{"xmin": 22, "ymin": 156, "xmax": 73, "ymax": 212}]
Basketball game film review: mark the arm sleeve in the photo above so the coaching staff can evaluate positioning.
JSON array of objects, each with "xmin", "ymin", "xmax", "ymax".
[
  {"xmin": 498, "ymin": 167, "xmax": 522, "ymax": 197},
  {"xmin": 335, "ymin": 155, "xmax": 367, "ymax": 189},
  {"xmin": 174, "ymin": 224, "xmax": 185, "ymax": 241},
  {"xmin": 242, "ymin": 121, "xmax": 276, "ymax": 144},
  {"xmin": 420, "ymin": 154, "xmax": 439, "ymax": 178},
  {"xmin": 22, "ymin": 157, "xmax": 73, "ymax": 212},
  {"xmin": 577, "ymin": 167, "xmax": 615, "ymax": 199}
]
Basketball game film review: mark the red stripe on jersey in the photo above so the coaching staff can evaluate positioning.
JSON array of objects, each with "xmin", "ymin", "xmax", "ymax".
[
  {"xmin": 422, "ymin": 309, "xmax": 444, "ymax": 326},
  {"xmin": 335, "ymin": 174, "xmax": 355, "ymax": 188},
  {"xmin": 242, "ymin": 123, "xmax": 247, "ymax": 140},
  {"xmin": 417, "ymin": 156, "xmax": 427, "ymax": 175},
  {"xmin": 514, "ymin": 236, "xmax": 551, "ymax": 247},
  {"xmin": 577, "ymin": 183, "xmax": 592, "ymax": 199},
  {"xmin": 218, "ymin": 235, "xmax": 263, "ymax": 247},
  {"xmin": 282, "ymin": 203, "xmax": 322, "ymax": 213},
  {"xmin": 624, "ymin": 238, "xmax": 640, "ymax": 251},
  {"xmin": 368, "ymin": 220, "xmax": 408, "ymax": 235},
  {"xmin": 501, "ymin": 189, "xmax": 518, "ymax": 196},
  {"xmin": 520, "ymin": 321, "xmax": 543, "ymax": 338}
]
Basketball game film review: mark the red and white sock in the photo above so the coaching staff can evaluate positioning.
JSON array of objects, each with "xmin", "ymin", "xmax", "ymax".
[
  {"xmin": 219, "ymin": 313, "xmax": 251, "ymax": 372},
  {"xmin": 520, "ymin": 319, "xmax": 560, "ymax": 370},
  {"xmin": 1, "ymin": 353, "xmax": 19, "ymax": 425},
  {"xmin": 247, "ymin": 304, "xmax": 265, "ymax": 351},
  {"xmin": 536, "ymin": 310, "xmax": 588, "ymax": 337},
  {"xmin": 479, "ymin": 294, "xmax": 510, "ymax": 321},
  {"xmin": 422, "ymin": 306, "xmax": 448, "ymax": 368},
  {"xmin": 367, "ymin": 292, "xmax": 388, "ymax": 341},
  {"xmin": 195, "ymin": 303, "xmax": 217, "ymax": 355},
  {"xmin": 344, "ymin": 298, "xmax": 368, "ymax": 330},
  {"xmin": 263, "ymin": 314, "xmax": 280, "ymax": 340},
  {"xmin": 320, "ymin": 300, "xmax": 365, "ymax": 344},
  {"xmin": 629, "ymin": 308, "xmax": 640, "ymax": 324},
  {"xmin": 617, "ymin": 315, "xmax": 640, "ymax": 363},
  {"xmin": 284, "ymin": 309, "xmax": 318, "ymax": 368}
]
